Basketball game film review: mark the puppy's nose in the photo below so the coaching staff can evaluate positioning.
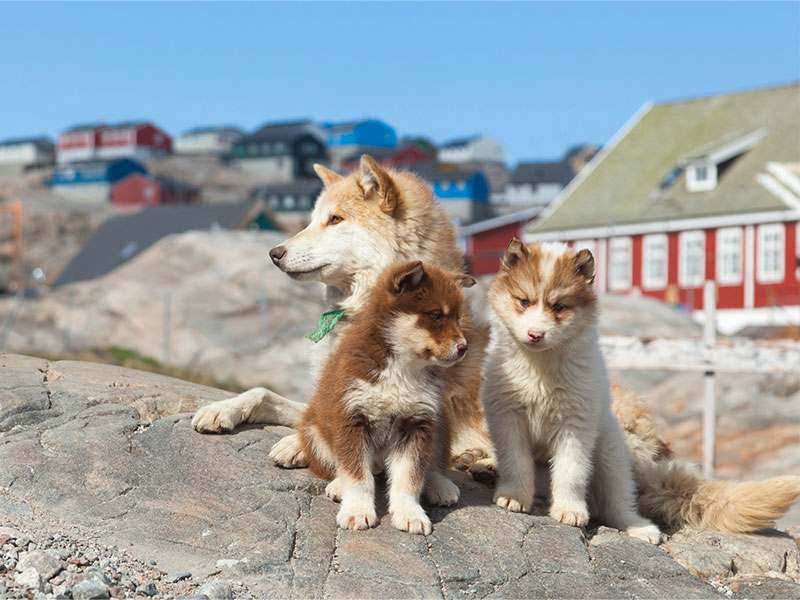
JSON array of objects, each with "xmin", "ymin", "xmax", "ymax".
[
  {"xmin": 456, "ymin": 341, "xmax": 468, "ymax": 357},
  {"xmin": 269, "ymin": 245, "xmax": 287, "ymax": 265},
  {"xmin": 527, "ymin": 329, "xmax": 545, "ymax": 343}
]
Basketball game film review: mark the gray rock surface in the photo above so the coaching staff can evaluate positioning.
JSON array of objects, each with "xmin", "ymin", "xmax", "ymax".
[{"xmin": 1, "ymin": 353, "xmax": 799, "ymax": 598}]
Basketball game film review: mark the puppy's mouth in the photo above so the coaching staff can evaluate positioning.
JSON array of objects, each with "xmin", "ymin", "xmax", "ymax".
[
  {"xmin": 433, "ymin": 353, "xmax": 465, "ymax": 367},
  {"xmin": 283, "ymin": 264, "xmax": 330, "ymax": 280}
]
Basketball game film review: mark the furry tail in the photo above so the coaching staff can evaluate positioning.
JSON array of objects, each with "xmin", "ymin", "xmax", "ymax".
[
  {"xmin": 611, "ymin": 384, "xmax": 800, "ymax": 534},
  {"xmin": 638, "ymin": 460, "xmax": 800, "ymax": 533}
]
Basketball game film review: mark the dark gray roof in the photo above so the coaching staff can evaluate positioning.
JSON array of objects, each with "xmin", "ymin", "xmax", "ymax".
[
  {"xmin": 242, "ymin": 120, "xmax": 325, "ymax": 144},
  {"xmin": 252, "ymin": 179, "xmax": 323, "ymax": 196},
  {"xmin": 54, "ymin": 202, "xmax": 261, "ymax": 286},
  {"xmin": 441, "ymin": 136, "xmax": 479, "ymax": 149},
  {"xmin": 510, "ymin": 161, "xmax": 573, "ymax": 186},
  {"xmin": 0, "ymin": 137, "xmax": 53, "ymax": 150}
]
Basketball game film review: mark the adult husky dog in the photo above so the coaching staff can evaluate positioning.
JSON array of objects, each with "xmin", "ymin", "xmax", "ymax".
[{"xmin": 192, "ymin": 156, "xmax": 496, "ymax": 480}]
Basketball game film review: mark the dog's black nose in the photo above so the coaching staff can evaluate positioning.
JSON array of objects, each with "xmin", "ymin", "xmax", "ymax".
[
  {"xmin": 269, "ymin": 245, "xmax": 287, "ymax": 265},
  {"xmin": 456, "ymin": 341, "xmax": 468, "ymax": 357}
]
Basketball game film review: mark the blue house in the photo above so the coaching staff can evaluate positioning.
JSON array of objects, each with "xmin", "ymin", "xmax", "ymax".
[
  {"xmin": 50, "ymin": 158, "xmax": 147, "ymax": 202},
  {"xmin": 411, "ymin": 166, "xmax": 491, "ymax": 225},
  {"xmin": 323, "ymin": 119, "xmax": 397, "ymax": 168}
]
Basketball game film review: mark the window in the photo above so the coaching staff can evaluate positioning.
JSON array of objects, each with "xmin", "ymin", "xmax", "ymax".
[
  {"xmin": 642, "ymin": 234, "xmax": 668, "ymax": 290},
  {"xmin": 716, "ymin": 227, "xmax": 742, "ymax": 285},
  {"xmin": 757, "ymin": 224, "xmax": 784, "ymax": 283},
  {"xmin": 694, "ymin": 166, "xmax": 707, "ymax": 181},
  {"xmin": 284, "ymin": 195, "xmax": 295, "ymax": 209},
  {"xmin": 608, "ymin": 237, "xmax": 632, "ymax": 291},
  {"xmin": 679, "ymin": 231, "xmax": 705, "ymax": 287}
]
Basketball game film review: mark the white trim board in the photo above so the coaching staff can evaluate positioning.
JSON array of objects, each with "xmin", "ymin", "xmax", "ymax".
[{"xmin": 524, "ymin": 209, "xmax": 800, "ymax": 242}]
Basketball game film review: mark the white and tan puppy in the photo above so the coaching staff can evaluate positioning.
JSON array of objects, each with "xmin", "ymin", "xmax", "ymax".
[{"xmin": 483, "ymin": 239, "xmax": 661, "ymax": 543}]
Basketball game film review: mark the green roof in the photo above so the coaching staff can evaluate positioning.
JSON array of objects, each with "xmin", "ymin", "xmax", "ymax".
[{"xmin": 530, "ymin": 84, "xmax": 800, "ymax": 234}]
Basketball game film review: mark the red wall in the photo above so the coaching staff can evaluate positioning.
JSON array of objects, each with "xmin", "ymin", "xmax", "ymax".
[
  {"xmin": 137, "ymin": 123, "xmax": 172, "ymax": 152},
  {"xmin": 468, "ymin": 222, "xmax": 523, "ymax": 275},
  {"xmin": 755, "ymin": 222, "xmax": 800, "ymax": 308},
  {"xmin": 112, "ymin": 174, "xmax": 161, "ymax": 206}
]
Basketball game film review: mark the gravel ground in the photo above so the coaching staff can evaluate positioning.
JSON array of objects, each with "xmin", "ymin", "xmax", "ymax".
[{"xmin": 0, "ymin": 495, "xmax": 243, "ymax": 600}]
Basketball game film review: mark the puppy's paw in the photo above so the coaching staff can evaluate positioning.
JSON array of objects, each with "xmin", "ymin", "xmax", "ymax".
[
  {"xmin": 424, "ymin": 475, "xmax": 460, "ymax": 507},
  {"xmin": 453, "ymin": 449, "xmax": 498, "ymax": 485},
  {"xmin": 191, "ymin": 401, "xmax": 241, "ymax": 433},
  {"xmin": 493, "ymin": 489, "xmax": 531, "ymax": 513},
  {"xmin": 268, "ymin": 433, "xmax": 309, "ymax": 468},
  {"xmin": 550, "ymin": 504, "xmax": 589, "ymax": 527},
  {"xmin": 390, "ymin": 504, "xmax": 432, "ymax": 535},
  {"xmin": 336, "ymin": 503, "xmax": 379, "ymax": 531},
  {"xmin": 325, "ymin": 478, "xmax": 342, "ymax": 502},
  {"xmin": 627, "ymin": 523, "xmax": 662, "ymax": 545}
]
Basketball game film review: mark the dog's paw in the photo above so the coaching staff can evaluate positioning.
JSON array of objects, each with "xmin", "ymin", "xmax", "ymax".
[
  {"xmin": 390, "ymin": 504, "xmax": 432, "ymax": 535},
  {"xmin": 424, "ymin": 474, "xmax": 460, "ymax": 507},
  {"xmin": 453, "ymin": 449, "xmax": 498, "ymax": 485},
  {"xmin": 191, "ymin": 401, "xmax": 241, "ymax": 433},
  {"xmin": 550, "ymin": 504, "xmax": 589, "ymax": 527},
  {"xmin": 325, "ymin": 478, "xmax": 342, "ymax": 502},
  {"xmin": 336, "ymin": 503, "xmax": 379, "ymax": 531},
  {"xmin": 493, "ymin": 489, "xmax": 531, "ymax": 513},
  {"xmin": 627, "ymin": 523, "xmax": 662, "ymax": 545},
  {"xmin": 268, "ymin": 433, "xmax": 309, "ymax": 468}
]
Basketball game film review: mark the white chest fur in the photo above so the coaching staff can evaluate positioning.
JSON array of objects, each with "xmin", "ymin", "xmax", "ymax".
[{"xmin": 344, "ymin": 356, "xmax": 441, "ymax": 445}]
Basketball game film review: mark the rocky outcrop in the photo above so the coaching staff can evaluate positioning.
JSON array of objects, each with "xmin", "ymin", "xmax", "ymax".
[{"xmin": 1, "ymin": 353, "xmax": 799, "ymax": 599}]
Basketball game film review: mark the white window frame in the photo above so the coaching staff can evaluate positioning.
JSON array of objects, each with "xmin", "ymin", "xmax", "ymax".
[
  {"xmin": 679, "ymin": 230, "xmax": 705, "ymax": 288},
  {"xmin": 757, "ymin": 223, "xmax": 785, "ymax": 284},
  {"xmin": 715, "ymin": 227, "xmax": 743, "ymax": 285},
  {"xmin": 607, "ymin": 236, "xmax": 632, "ymax": 291},
  {"xmin": 686, "ymin": 161, "xmax": 718, "ymax": 192},
  {"xmin": 642, "ymin": 233, "xmax": 668, "ymax": 290}
]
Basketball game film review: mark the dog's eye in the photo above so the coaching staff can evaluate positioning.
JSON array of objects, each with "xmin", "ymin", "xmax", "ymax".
[
  {"xmin": 328, "ymin": 215, "xmax": 343, "ymax": 225},
  {"xmin": 552, "ymin": 302, "xmax": 565, "ymax": 313},
  {"xmin": 518, "ymin": 298, "xmax": 530, "ymax": 308},
  {"xmin": 429, "ymin": 311, "xmax": 442, "ymax": 322}
]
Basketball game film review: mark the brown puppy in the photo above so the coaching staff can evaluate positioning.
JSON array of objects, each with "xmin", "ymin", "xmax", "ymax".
[{"xmin": 299, "ymin": 261, "xmax": 474, "ymax": 534}]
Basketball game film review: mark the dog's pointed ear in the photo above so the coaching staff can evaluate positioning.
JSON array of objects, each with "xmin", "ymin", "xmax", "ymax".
[
  {"xmin": 501, "ymin": 238, "xmax": 528, "ymax": 270},
  {"xmin": 359, "ymin": 155, "xmax": 399, "ymax": 215},
  {"xmin": 392, "ymin": 261, "xmax": 426, "ymax": 294},
  {"xmin": 455, "ymin": 274, "xmax": 477, "ymax": 288},
  {"xmin": 313, "ymin": 164, "xmax": 343, "ymax": 187},
  {"xmin": 574, "ymin": 248, "xmax": 595, "ymax": 284}
]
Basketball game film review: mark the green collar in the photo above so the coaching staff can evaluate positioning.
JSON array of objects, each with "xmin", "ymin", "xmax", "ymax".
[{"xmin": 306, "ymin": 309, "xmax": 346, "ymax": 343}]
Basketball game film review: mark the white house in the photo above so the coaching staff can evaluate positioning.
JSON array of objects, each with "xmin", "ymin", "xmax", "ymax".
[
  {"xmin": 174, "ymin": 126, "xmax": 244, "ymax": 155},
  {"xmin": 438, "ymin": 136, "xmax": 505, "ymax": 164},
  {"xmin": 0, "ymin": 137, "xmax": 54, "ymax": 174}
]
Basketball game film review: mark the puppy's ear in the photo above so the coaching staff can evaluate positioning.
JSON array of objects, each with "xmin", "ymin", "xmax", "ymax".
[
  {"xmin": 392, "ymin": 261, "xmax": 426, "ymax": 294},
  {"xmin": 574, "ymin": 249, "xmax": 595, "ymax": 284},
  {"xmin": 455, "ymin": 274, "xmax": 477, "ymax": 288},
  {"xmin": 359, "ymin": 155, "xmax": 399, "ymax": 215},
  {"xmin": 501, "ymin": 238, "xmax": 528, "ymax": 270},
  {"xmin": 314, "ymin": 164, "xmax": 343, "ymax": 187}
]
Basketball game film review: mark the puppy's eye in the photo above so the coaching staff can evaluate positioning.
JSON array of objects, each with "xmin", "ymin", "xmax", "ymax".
[
  {"xmin": 328, "ymin": 215, "xmax": 343, "ymax": 225},
  {"xmin": 518, "ymin": 298, "xmax": 530, "ymax": 308},
  {"xmin": 429, "ymin": 311, "xmax": 442, "ymax": 322},
  {"xmin": 552, "ymin": 302, "xmax": 565, "ymax": 313}
]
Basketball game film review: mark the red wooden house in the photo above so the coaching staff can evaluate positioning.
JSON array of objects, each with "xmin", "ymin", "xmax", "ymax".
[
  {"xmin": 525, "ymin": 84, "xmax": 800, "ymax": 334},
  {"xmin": 57, "ymin": 121, "xmax": 172, "ymax": 164},
  {"xmin": 112, "ymin": 173, "xmax": 199, "ymax": 207},
  {"xmin": 459, "ymin": 207, "xmax": 544, "ymax": 274},
  {"xmin": 340, "ymin": 138, "xmax": 436, "ymax": 173}
]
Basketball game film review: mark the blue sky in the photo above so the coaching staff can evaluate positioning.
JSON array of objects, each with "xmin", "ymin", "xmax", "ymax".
[{"xmin": 1, "ymin": 1, "xmax": 798, "ymax": 163}]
